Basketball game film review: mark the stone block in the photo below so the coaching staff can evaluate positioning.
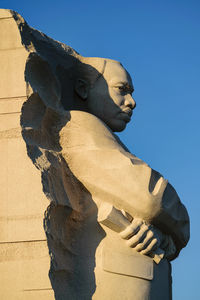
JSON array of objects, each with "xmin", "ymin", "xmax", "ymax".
[
  {"xmin": 0, "ymin": 13, "xmax": 22, "ymax": 49},
  {"xmin": 0, "ymin": 48, "xmax": 28, "ymax": 99},
  {"xmin": 0, "ymin": 241, "xmax": 54, "ymax": 300},
  {"xmin": 0, "ymin": 113, "xmax": 20, "ymax": 131},
  {"xmin": 0, "ymin": 9, "xmax": 12, "ymax": 19},
  {"xmin": 0, "ymin": 97, "xmax": 25, "ymax": 114},
  {"xmin": 0, "ymin": 136, "xmax": 49, "ymax": 242}
]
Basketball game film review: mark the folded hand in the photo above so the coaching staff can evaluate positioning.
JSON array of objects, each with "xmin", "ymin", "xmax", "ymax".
[{"xmin": 119, "ymin": 218, "xmax": 163, "ymax": 255}]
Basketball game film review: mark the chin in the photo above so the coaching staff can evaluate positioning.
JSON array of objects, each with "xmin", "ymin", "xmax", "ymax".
[{"xmin": 109, "ymin": 120, "xmax": 127, "ymax": 132}]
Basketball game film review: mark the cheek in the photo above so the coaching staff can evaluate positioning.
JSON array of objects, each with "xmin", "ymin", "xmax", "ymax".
[{"xmin": 108, "ymin": 89, "xmax": 124, "ymax": 106}]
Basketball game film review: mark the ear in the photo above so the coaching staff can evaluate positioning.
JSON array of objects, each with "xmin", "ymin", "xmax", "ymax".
[{"xmin": 75, "ymin": 78, "xmax": 89, "ymax": 100}]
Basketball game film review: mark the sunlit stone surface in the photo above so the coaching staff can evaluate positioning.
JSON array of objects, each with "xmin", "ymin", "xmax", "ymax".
[{"xmin": 0, "ymin": 9, "xmax": 189, "ymax": 300}]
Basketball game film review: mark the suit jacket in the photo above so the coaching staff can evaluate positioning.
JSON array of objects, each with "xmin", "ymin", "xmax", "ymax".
[{"xmin": 44, "ymin": 110, "xmax": 189, "ymax": 299}]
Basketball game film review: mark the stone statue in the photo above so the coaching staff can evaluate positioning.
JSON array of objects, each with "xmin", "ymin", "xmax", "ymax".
[{"xmin": 7, "ymin": 10, "xmax": 189, "ymax": 300}]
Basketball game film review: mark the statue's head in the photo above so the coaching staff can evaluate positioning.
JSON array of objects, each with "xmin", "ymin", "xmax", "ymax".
[
  {"xmin": 72, "ymin": 57, "xmax": 136, "ymax": 132},
  {"xmin": 25, "ymin": 52, "xmax": 135, "ymax": 133}
]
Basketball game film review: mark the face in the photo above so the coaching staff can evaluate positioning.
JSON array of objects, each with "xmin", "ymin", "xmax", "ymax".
[{"xmin": 86, "ymin": 61, "xmax": 136, "ymax": 132}]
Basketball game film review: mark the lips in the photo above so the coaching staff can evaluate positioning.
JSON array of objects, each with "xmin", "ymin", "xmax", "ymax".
[
  {"xmin": 121, "ymin": 108, "xmax": 133, "ymax": 118},
  {"xmin": 119, "ymin": 109, "xmax": 132, "ymax": 122},
  {"xmin": 122, "ymin": 108, "xmax": 133, "ymax": 117}
]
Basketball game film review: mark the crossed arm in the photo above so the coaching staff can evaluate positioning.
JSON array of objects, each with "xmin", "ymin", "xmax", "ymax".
[{"xmin": 60, "ymin": 111, "xmax": 190, "ymax": 260}]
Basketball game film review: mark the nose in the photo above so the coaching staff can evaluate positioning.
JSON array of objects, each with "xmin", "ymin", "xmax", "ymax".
[{"xmin": 124, "ymin": 94, "xmax": 136, "ymax": 109}]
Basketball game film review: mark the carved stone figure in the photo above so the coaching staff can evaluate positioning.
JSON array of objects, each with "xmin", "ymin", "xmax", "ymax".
[{"xmin": 2, "ymin": 10, "xmax": 189, "ymax": 300}]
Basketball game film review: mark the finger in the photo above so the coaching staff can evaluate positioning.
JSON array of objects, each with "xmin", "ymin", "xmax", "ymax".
[
  {"xmin": 140, "ymin": 238, "xmax": 159, "ymax": 255},
  {"xmin": 133, "ymin": 230, "xmax": 154, "ymax": 252},
  {"xmin": 120, "ymin": 218, "xmax": 143, "ymax": 239},
  {"xmin": 126, "ymin": 224, "xmax": 149, "ymax": 248}
]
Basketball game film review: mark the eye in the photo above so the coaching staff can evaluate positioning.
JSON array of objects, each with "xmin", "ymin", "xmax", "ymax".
[
  {"xmin": 114, "ymin": 86, "xmax": 133, "ymax": 96},
  {"xmin": 115, "ymin": 86, "xmax": 126, "ymax": 92},
  {"xmin": 113, "ymin": 84, "xmax": 134, "ymax": 95}
]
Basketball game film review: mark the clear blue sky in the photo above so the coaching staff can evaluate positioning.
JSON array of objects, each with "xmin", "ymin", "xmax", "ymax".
[{"xmin": 1, "ymin": 0, "xmax": 199, "ymax": 299}]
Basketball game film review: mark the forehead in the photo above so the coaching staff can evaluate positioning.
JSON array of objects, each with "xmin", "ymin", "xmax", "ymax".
[{"xmin": 103, "ymin": 61, "xmax": 133, "ymax": 86}]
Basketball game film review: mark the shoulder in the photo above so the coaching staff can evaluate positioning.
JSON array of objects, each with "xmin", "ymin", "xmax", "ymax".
[{"xmin": 60, "ymin": 111, "xmax": 125, "ymax": 151}]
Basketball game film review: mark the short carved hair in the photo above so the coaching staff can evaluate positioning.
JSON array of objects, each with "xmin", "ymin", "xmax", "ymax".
[{"xmin": 73, "ymin": 57, "xmax": 107, "ymax": 87}]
